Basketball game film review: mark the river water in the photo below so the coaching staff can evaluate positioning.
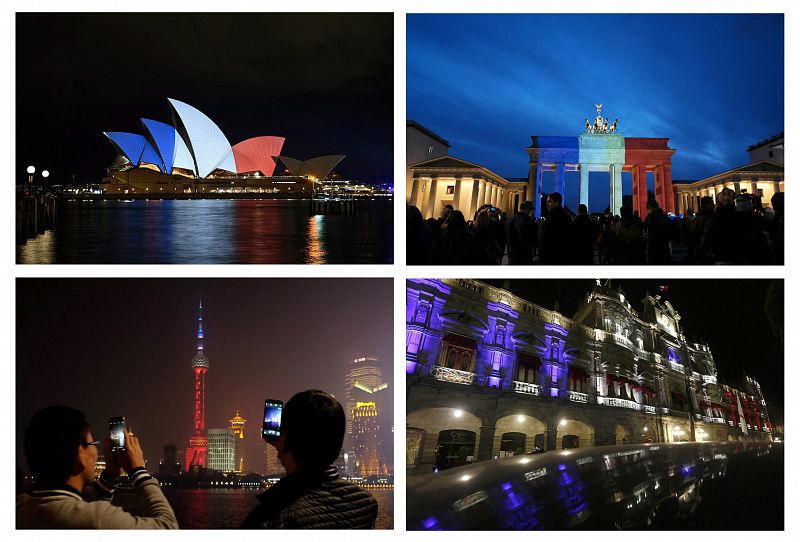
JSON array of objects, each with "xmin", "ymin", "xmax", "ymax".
[
  {"xmin": 17, "ymin": 198, "xmax": 393, "ymax": 264},
  {"xmin": 151, "ymin": 487, "xmax": 393, "ymax": 529}
]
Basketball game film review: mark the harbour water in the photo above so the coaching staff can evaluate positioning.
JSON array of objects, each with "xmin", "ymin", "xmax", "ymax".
[
  {"xmin": 16, "ymin": 198, "xmax": 393, "ymax": 264},
  {"xmin": 148, "ymin": 487, "xmax": 394, "ymax": 529}
]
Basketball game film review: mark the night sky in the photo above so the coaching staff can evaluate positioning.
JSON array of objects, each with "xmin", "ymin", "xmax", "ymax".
[
  {"xmin": 408, "ymin": 14, "xmax": 784, "ymax": 210},
  {"xmin": 17, "ymin": 13, "xmax": 393, "ymax": 184},
  {"xmin": 482, "ymin": 279, "xmax": 783, "ymax": 419},
  {"xmin": 17, "ymin": 278, "xmax": 393, "ymax": 474}
]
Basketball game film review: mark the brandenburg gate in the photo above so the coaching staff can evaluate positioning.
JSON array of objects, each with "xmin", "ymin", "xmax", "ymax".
[{"xmin": 527, "ymin": 105, "xmax": 676, "ymax": 217}]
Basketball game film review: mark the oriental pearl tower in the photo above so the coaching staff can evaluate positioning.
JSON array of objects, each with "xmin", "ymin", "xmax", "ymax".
[{"xmin": 185, "ymin": 300, "xmax": 209, "ymax": 471}]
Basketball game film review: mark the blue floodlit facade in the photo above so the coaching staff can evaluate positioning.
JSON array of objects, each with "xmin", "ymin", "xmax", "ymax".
[{"xmin": 406, "ymin": 279, "xmax": 773, "ymax": 472}]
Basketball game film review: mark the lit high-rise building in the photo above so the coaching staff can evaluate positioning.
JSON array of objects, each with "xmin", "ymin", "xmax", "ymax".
[
  {"xmin": 264, "ymin": 442, "xmax": 285, "ymax": 477},
  {"xmin": 352, "ymin": 401, "xmax": 381, "ymax": 477},
  {"xmin": 229, "ymin": 409, "xmax": 247, "ymax": 473},
  {"xmin": 208, "ymin": 429, "xmax": 236, "ymax": 473},
  {"xmin": 185, "ymin": 300, "xmax": 209, "ymax": 471},
  {"xmin": 345, "ymin": 356, "xmax": 389, "ymax": 474}
]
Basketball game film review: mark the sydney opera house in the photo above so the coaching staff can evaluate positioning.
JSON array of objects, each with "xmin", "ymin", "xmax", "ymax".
[{"xmin": 101, "ymin": 98, "xmax": 345, "ymax": 195}]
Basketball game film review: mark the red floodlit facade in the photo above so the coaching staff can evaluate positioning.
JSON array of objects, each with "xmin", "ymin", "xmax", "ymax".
[
  {"xmin": 624, "ymin": 138, "xmax": 676, "ymax": 215},
  {"xmin": 232, "ymin": 136, "xmax": 286, "ymax": 177}
]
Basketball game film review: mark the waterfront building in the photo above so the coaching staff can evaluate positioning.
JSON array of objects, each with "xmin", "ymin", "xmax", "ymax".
[
  {"xmin": 352, "ymin": 401, "xmax": 382, "ymax": 477},
  {"xmin": 228, "ymin": 409, "xmax": 246, "ymax": 473},
  {"xmin": 207, "ymin": 429, "xmax": 236, "ymax": 473},
  {"xmin": 102, "ymin": 98, "xmax": 344, "ymax": 194},
  {"xmin": 406, "ymin": 279, "xmax": 773, "ymax": 472},
  {"xmin": 185, "ymin": 301, "xmax": 209, "ymax": 471},
  {"xmin": 345, "ymin": 357, "xmax": 390, "ymax": 473},
  {"xmin": 159, "ymin": 444, "xmax": 180, "ymax": 475},
  {"xmin": 263, "ymin": 441, "xmax": 285, "ymax": 477}
]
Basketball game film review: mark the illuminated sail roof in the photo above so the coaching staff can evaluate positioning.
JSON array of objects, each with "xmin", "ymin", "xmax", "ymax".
[
  {"xmin": 168, "ymin": 98, "xmax": 236, "ymax": 177},
  {"xmin": 275, "ymin": 155, "xmax": 346, "ymax": 180},
  {"xmin": 232, "ymin": 136, "xmax": 286, "ymax": 176},
  {"xmin": 103, "ymin": 132, "xmax": 146, "ymax": 166}
]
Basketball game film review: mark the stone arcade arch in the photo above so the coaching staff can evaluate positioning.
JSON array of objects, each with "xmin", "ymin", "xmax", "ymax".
[
  {"xmin": 615, "ymin": 423, "xmax": 633, "ymax": 445},
  {"xmin": 556, "ymin": 419, "xmax": 595, "ymax": 450},
  {"xmin": 407, "ymin": 407, "xmax": 482, "ymax": 470},
  {"xmin": 492, "ymin": 414, "xmax": 547, "ymax": 457}
]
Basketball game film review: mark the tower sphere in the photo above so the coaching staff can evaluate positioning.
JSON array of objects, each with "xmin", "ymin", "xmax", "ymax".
[{"xmin": 192, "ymin": 351, "xmax": 209, "ymax": 369}]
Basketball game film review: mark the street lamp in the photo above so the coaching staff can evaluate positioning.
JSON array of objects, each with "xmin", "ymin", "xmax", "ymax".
[
  {"xmin": 42, "ymin": 170, "xmax": 50, "ymax": 193},
  {"xmin": 27, "ymin": 165, "xmax": 35, "ymax": 188}
]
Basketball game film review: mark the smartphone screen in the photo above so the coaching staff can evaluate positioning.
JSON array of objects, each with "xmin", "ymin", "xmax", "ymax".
[
  {"xmin": 262, "ymin": 400, "xmax": 283, "ymax": 440},
  {"xmin": 109, "ymin": 417, "xmax": 126, "ymax": 451}
]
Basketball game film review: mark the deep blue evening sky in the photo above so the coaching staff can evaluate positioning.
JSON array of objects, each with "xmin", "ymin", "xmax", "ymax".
[{"xmin": 408, "ymin": 14, "xmax": 783, "ymax": 210}]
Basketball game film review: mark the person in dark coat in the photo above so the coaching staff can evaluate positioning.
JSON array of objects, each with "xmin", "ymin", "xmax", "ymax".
[
  {"xmin": 769, "ymin": 191, "xmax": 784, "ymax": 264},
  {"xmin": 406, "ymin": 205, "xmax": 430, "ymax": 265},
  {"xmin": 505, "ymin": 200, "xmax": 536, "ymax": 265},
  {"xmin": 605, "ymin": 205, "xmax": 644, "ymax": 264},
  {"xmin": 473, "ymin": 211, "xmax": 504, "ymax": 264},
  {"xmin": 643, "ymin": 200, "xmax": 672, "ymax": 264},
  {"xmin": 572, "ymin": 203, "xmax": 597, "ymax": 264},
  {"xmin": 538, "ymin": 192, "xmax": 574, "ymax": 265},
  {"xmin": 431, "ymin": 210, "xmax": 477, "ymax": 264},
  {"xmin": 241, "ymin": 390, "xmax": 377, "ymax": 529}
]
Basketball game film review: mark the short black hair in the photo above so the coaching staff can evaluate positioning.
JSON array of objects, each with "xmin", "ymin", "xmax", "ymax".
[
  {"xmin": 547, "ymin": 192, "xmax": 562, "ymax": 205},
  {"xmin": 282, "ymin": 390, "xmax": 345, "ymax": 470},
  {"xmin": 647, "ymin": 199, "xmax": 660, "ymax": 209},
  {"xmin": 24, "ymin": 406, "xmax": 90, "ymax": 486}
]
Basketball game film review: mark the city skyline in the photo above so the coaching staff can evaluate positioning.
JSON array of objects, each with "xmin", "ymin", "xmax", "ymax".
[
  {"xmin": 17, "ymin": 13, "xmax": 393, "ymax": 184},
  {"xmin": 16, "ymin": 279, "xmax": 393, "ymax": 475},
  {"xmin": 407, "ymin": 13, "xmax": 783, "ymax": 211}
]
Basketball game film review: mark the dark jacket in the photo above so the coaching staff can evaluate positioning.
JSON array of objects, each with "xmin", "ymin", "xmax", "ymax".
[
  {"xmin": 539, "ymin": 206, "xmax": 573, "ymax": 264},
  {"xmin": 241, "ymin": 466, "xmax": 377, "ymax": 529},
  {"xmin": 643, "ymin": 208, "xmax": 672, "ymax": 264},
  {"xmin": 505, "ymin": 212, "xmax": 536, "ymax": 265}
]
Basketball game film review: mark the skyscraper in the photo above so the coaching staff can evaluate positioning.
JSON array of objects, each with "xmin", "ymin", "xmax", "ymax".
[
  {"xmin": 185, "ymin": 301, "xmax": 209, "ymax": 471},
  {"xmin": 160, "ymin": 444, "xmax": 180, "ymax": 475},
  {"xmin": 345, "ymin": 357, "xmax": 388, "ymax": 438},
  {"xmin": 207, "ymin": 429, "xmax": 236, "ymax": 473},
  {"xmin": 229, "ymin": 408, "xmax": 247, "ymax": 473},
  {"xmin": 345, "ymin": 356, "xmax": 389, "ymax": 474},
  {"xmin": 352, "ymin": 401, "xmax": 381, "ymax": 477}
]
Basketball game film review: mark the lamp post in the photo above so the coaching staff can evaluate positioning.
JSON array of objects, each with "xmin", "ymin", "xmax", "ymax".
[
  {"xmin": 27, "ymin": 165, "xmax": 35, "ymax": 191},
  {"xmin": 42, "ymin": 170, "xmax": 50, "ymax": 194}
]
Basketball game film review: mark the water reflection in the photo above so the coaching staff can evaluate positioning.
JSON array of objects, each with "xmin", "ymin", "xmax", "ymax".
[
  {"xmin": 305, "ymin": 215, "xmax": 326, "ymax": 264},
  {"xmin": 17, "ymin": 199, "xmax": 393, "ymax": 264}
]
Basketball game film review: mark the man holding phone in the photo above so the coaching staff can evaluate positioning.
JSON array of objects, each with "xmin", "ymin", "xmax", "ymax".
[
  {"xmin": 241, "ymin": 390, "xmax": 378, "ymax": 529},
  {"xmin": 17, "ymin": 405, "xmax": 178, "ymax": 529}
]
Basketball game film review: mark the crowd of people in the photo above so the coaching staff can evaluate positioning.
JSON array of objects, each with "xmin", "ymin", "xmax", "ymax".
[{"xmin": 407, "ymin": 189, "xmax": 783, "ymax": 265}]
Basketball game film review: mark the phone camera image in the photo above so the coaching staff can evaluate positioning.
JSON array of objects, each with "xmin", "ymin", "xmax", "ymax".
[
  {"xmin": 109, "ymin": 417, "xmax": 126, "ymax": 451},
  {"xmin": 261, "ymin": 401, "xmax": 282, "ymax": 439}
]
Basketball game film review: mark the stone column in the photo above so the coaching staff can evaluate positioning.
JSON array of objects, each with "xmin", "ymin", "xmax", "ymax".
[
  {"xmin": 579, "ymin": 164, "xmax": 589, "ymax": 210},
  {"xmin": 633, "ymin": 164, "xmax": 648, "ymax": 214},
  {"xmin": 425, "ymin": 177, "xmax": 439, "ymax": 219},
  {"xmin": 452, "ymin": 177, "xmax": 463, "ymax": 212},
  {"xmin": 554, "ymin": 162, "xmax": 566, "ymax": 199},
  {"xmin": 610, "ymin": 163, "xmax": 622, "ymax": 216},
  {"xmin": 477, "ymin": 425, "xmax": 497, "ymax": 462},
  {"xmin": 662, "ymin": 164, "xmax": 674, "ymax": 213},
  {"xmin": 490, "ymin": 184, "xmax": 498, "ymax": 207},
  {"xmin": 469, "ymin": 177, "xmax": 480, "ymax": 218},
  {"xmin": 773, "ymin": 181, "xmax": 781, "ymax": 194},
  {"xmin": 409, "ymin": 175, "xmax": 421, "ymax": 207},
  {"xmin": 527, "ymin": 163, "xmax": 536, "ymax": 212},
  {"xmin": 534, "ymin": 163, "xmax": 544, "ymax": 219},
  {"xmin": 544, "ymin": 419, "xmax": 558, "ymax": 452}
]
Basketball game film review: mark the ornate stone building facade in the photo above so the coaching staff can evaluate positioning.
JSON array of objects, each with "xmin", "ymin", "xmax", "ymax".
[{"xmin": 406, "ymin": 279, "xmax": 773, "ymax": 472}]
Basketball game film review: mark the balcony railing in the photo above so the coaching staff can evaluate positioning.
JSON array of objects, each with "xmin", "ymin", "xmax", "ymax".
[
  {"xmin": 603, "ymin": 397, "xmax": 640, "ymax": 411},
  {"xmin": 703, "ymin": 416, "xmax": 725, "ymax": 424},
  {"xmin": 430, "ymin": 365, "xmax": 476, "ymax": 386},
  {"xmin": 568, "ymin": 391, "xmax": 588, "ymax": 403},
  {"xmin": 511, "ymin": 381, "xmax": 541, "ymax": 396}
]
